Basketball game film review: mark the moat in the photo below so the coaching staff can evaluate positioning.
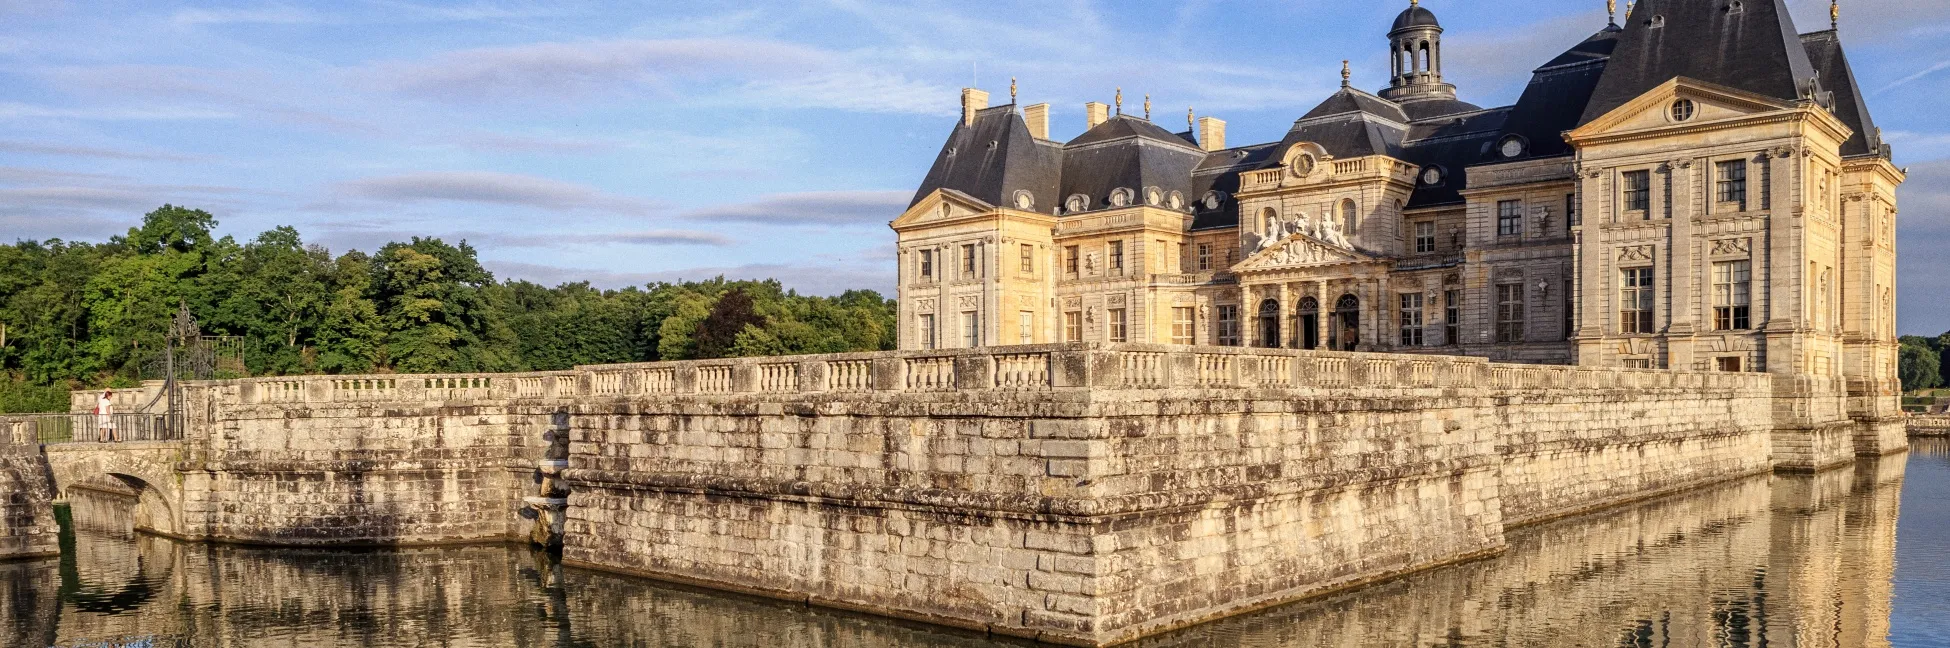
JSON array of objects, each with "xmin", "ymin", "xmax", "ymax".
[{"xmin": 3, "ymin": 441, "xmax": 1945, "ymax": 648}]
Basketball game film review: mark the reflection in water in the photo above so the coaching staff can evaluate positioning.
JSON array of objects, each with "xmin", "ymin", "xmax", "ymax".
[{"xmin": 0, "ymin": 454, "xmax": 1936, "ymax": 648}]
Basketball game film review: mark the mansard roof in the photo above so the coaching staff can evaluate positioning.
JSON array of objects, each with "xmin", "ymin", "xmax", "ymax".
[
  {"xmin": 1059, "ymin": 115, "xmax": 1206, "ymax": 213},
  {"xmin": 1580, "ymin": 0, "xmax": 1819, "ymax": 125},
  {"xmin": 1190, "ymin": 143, "xmax": 1278, "ymax": 231},
  {"xmin": 1489, "ymin": 24, "xmax": 1621, "ymax": 163},
  {"xmin": 1801, "ymin": 29, "xmax": 1884, "ymax": 158},
  {"xmin": 1301, "ymin": 87, "xmax": 1410, "ymax": 123},
  {"xmin": 1400, "ymin": 107, "xmax": 1510, "ymax": 209},
  {"xmin": 909, "ymin": 105, "xmax": 1062, "ymax": 210}
]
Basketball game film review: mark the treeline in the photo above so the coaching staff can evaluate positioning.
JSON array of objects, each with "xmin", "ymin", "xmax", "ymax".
[
  {"xmin": 1900, "ymin": 333, "xmax": 1950, "ymax": 392},
  {"xmin": 0, "ymin": 206, "xmax": 896, "ymax": 412}
]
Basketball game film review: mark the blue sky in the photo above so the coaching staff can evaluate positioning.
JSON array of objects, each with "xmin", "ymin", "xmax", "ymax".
[{"xmin": 1, "ymin": 0, "xmax": 1946, "ymax": 332}]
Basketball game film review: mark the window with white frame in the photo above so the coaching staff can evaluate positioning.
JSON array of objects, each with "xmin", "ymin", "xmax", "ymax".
[
  {"xmin": 1497, "ymin": 200, "xmax": 1523, "ymax": 237},
  {"xmin": 1172, "ymin": 307, "xmax": 1195, "ymax": 345},
  {"xmin": 961, "ymin": 244, "xmax": 977, "ymax": 277},
  {"xmin": 1218, "ymin": 305, "xmax": 1240, "ymax": 346},
  {"xmin": 1108, "ymin": 308, "xmax": 1128, "ymax": 343},
  {"xmin": 918, "ymin": 249, "xmax": 934, "ymax": 281},
  {"xmin": 1197, "ymin": 243, "xmax": 1212, "ymax": 271},
  {"xmin": 1716, "ymin": 160, "xmax": 1748, "ymax": 211},
  {"xmin": 1444, "ymin": 289, "xmax": 1461, "ymax": 345},
  {"xmin": 962, "ymin": 311, "xmax": 980, "ymax": 347},
  {"xmin": 1399, "ymin": 293, "xmax": 1424, "ymax": 346},
  {"xmin": 1623, "ymin": 170, "xmax": 1651, "ymax": 215},
  {"xmin": 1620, "ymin": 268, "xmax": 1655, "ymax": 334},
  {"xmin": 918, "ymin": 314, "xmax": 936, "ymax": 350},
  {"xmin": 1019, "ymin": 311, "xmax": 1035, "ymax": 344},
  {"xmin": 1109, "ymin": 241, "xmax": 1124, "ymax": 275},
  {"xmin": 1496, "ymin": 283, "xmax": 1525, "ymax": 343},
  {"xmin": 1713, "ymin": 260, "xmax": 1751, "ymax": 330},
  {"xmin": 1064, "ymin": 311, "xmax": 1082, "ymax": 342},
  {"xmin": 1414, "ymin": 221, "xmax": 1436, "ymax": 253}
]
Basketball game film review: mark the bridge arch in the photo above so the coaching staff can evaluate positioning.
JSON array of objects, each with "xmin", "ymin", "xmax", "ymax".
[{"xmin": 43, "ymin": 444, "xmax": 183, "ymax": 538}]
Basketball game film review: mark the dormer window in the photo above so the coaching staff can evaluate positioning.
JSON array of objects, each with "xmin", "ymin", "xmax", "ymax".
[
  {"xmin": 1065, "ymin": 194, "xmax": 1089, "ymax": 213},
  {"xmin": 1420, "ymin": 166, "xmax": 1445, "ymax": 186},
  {"xmin": 1498, "ymin": 136, "xmax": 1526, "ymax": 159},
  {"xmin": 1109, "ymin": 187, "xmax": 1135, "ymax": 208}
]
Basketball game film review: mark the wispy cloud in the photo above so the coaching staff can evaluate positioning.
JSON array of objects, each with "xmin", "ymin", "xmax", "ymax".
[
  {"xmin": 477, "ymin": 229, "xmax": 734, "ymax": 248},
  {"xmin": 0, "ymin": 140, "xmax": 194, "ymax": 161},
  {"xmin": 682, "ymin": 190, "xmax": 909, "ymax": 225},
  {"xmin": 332, "ymin": 171, "xmax": 662, "ymax": 216},
  {"xmin": 0, "ymin": 101, "xmax": 234, "ymax": 121},
  {"xmin": 172, "ymin": 7, "xmax": 319, "ymax": 26},
  {"xmin": 1878, "ymin": 59, "xmax": 1950, "ymax": 94}
]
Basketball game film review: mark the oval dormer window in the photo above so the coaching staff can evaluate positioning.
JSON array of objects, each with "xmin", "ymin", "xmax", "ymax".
[
  {"xmin": 1670, "ymin": 98, "xmax": 1697, "ymax": 123},
  {"xmin": 1498, "ymin": 136, "xmax": 1526, "ymax": 159},
  {"xmin": 1421, "ymin": 166, "xmax": 1444, "ymax": 186},
  {"xmin": 1109, "ymin": 188, "xmax": 1135, "ymax": 208},
  {"xmin": 1144, "ymin": 186, "xmax": 1164, "ymax": 207},
  {"xmin": 1065, "ymin": 194, "xmax": 1089, "ymax": 213},
  {"xmin": 1012, "ymin": 190, "xmax": 1035, "ymax": 211},
  {"xmin": 1201, "ymin": 191, "xmax": 1224, "ymax": 211},
  {"xmin": 1168, "ymin": 191, "xmax": 1185, "ymax": 211}
]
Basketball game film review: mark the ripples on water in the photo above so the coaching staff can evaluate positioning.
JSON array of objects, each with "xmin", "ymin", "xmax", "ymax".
[{"xmin": 6, "ymin": 448, "xmax": 1950, "ymax": 648}]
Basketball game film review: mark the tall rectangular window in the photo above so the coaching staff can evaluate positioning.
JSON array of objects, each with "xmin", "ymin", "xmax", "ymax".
[
  {"xmin": 1019, "ymin": 244, "xmax": 1034, "ymax": 274},
  {"xmin": 1109, "ymin": 241, "xmax": 1125, "ymax": 275},
  {"xmin": 1155, "ymin": 239, "xmax": 1168, "ymax": 272},
  {"xmin": 1197, "ymin": 243, "xmax": 1212, "ymax": 270},
  {"xmin": 1563, "ymin": 279, "xmax": 1575, "ymax": 341},
  {"xmin": 1444, "ymin": 289, "xmax": 1462, "ymax": 345},
  {"xmin": 1064, "ymin": 311, "xmax": 1082, "ymax": 342},
  {"xmin": 1065, "ymin": 246, "xmax": 1079, "ymax": 275},
  {"xmin": 1019, "ymin": 311, "xmax": 1035, "ymax": 344},
  {"xmin": 1172, "ymin": 307, "xmax": 1195, "ymax": 345},
  {"xmin": 1496, "ymin": 284, "xmax": 1526, "ymax": 343},
  {"xmin": 1218, "ymin": 305, "xmax": 1240, "ymax": 346},
  {"xmin": 918, "ymin": 249, "xmax": 934, "ymax": 280},
  {"xmin": 1497, "ymin": 200, "xmax": 1523, "ymax": 237},
  {"xmin": 1623, "ymin": 170, "xmax": 1651, "ymax": 215},
  {"xmin": 1415, "ymin": 221, "xmax": 1436, "ymax": 253},
  {"xmin": 1713, "ymin": 260, "xmax": 1752, "ymax": 331},
  {"xmin": 1108, "ymin": 308, "xmax": 1128, "ymax": 343},
  {"xmin": 1566, "ymin": 193, "xmax": 1579, "ymax": 228},
  {"xmin": 1620, "ymin": 268, "xmax": 1655, "ymax": 334},
  {"xmin": 1716, "ymin": 160, "xmax": 1748, "ymax": 210},
  {"xmin": 962, "ymin": 311, "xmax": 980, "ymax": 347},
  {"xmin": 1399, "ymin": 293, "xmax": 1424, "ymax": 346},
  {"xmin": 961, "ymin": 244, "xmax": 977, "ymax": 277},
  {"xmin": 918, "ymin": 314, "xmax": 935, "ymax": 350}
]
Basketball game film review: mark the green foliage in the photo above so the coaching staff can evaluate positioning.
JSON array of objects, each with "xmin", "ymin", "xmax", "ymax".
[
  {"xmin": 1900, "ymin": 339, "xmax": 1942, "ymax": 392},
  {"xmin": 0, "ymin": 207, "xmax": 896, "ymax": 404}
]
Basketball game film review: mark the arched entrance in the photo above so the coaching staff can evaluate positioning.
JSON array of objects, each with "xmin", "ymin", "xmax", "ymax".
[
  {"xmin": 1257, "ymin": 300, "xmax": 1282, "ymax": 349},
  {"xmin": 1297, "ymin": 297, "xmax": 1320, "ymax": 350},
  {"xmin": 1331, "ymin": 294, "xmax": 1360, "ymax": 351}
]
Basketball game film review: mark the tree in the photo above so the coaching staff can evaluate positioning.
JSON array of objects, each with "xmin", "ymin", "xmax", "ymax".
[
  {"xmin": 1900, "ymin": 341, "xmax": 1941, "ymax": 392},
  {"xmin": 316, "ymin": 251, "xmax": 384, "ymax": 374},
  {"xmin": 695, "ymin": 289, "xmax": 767, "ymax": 359}
]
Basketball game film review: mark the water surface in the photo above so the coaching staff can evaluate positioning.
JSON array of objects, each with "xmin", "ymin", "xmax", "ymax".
[{"xmin": 8, "ymin": 445, "xmax": 1950, "ymax": 647}]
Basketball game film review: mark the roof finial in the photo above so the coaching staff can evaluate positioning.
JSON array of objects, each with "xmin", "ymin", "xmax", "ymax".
[
  {"xmin": 1831, "ymin": 0, "xmax": 1839, "ymax": 30},
  {"xmin": 1143, "ymin": 94, "xmax": 1151, "ymax": 120},
  {"xmin": 1010, "ymin": 77, "xmax": 1017, "ymax": 104},
  {"xmin": 1625, "ymin": 1, "xmax": 1634, "ymax": 18},
  {"xmin": 1188, "ymin": 107, "xmax": 1196, "ymax": 130},
  {"xmin": 1341, "ymin": 60, "xmax": 1351, "ymax": 88},
  {"xmin": 1607, "ymin": 0, "xmax": 1617, "ymax": 24},
  {"xmin": 1115, "ymin": 87, "xmax": 1123, "ymax": 115},
  {"xmin": 1410, "ymin": 0, "xmax": 1418, "ymax": 6}
]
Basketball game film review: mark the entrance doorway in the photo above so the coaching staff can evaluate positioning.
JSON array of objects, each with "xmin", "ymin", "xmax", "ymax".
[{"xmin": 1257, "ymin": 300, "xmax": 1282, "ymax": 348}]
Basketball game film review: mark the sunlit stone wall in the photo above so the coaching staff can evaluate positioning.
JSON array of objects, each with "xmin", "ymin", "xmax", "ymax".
[{"xmin": 0, "ymin": 419, "xmax": 58, "ymax": 560}]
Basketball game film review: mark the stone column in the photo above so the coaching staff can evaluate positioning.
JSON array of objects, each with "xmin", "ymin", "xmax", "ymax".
[
  {"xmin": 1275, "ymin": 282, "xmax": 1291, "ymax": 348},
  {"xmin": 1316, "ymin": 280, "xmax": 1329, "ymax": 350}
]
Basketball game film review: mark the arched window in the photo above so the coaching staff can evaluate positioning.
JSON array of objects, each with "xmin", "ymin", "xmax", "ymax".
[
  {"xmin": 1257, "ymin": 299, "xmax": 1283, "ymax": 349},
  {"xmin": 1297, "ymin": 297, "xmax": 1321, "ymax": 350},
  {"xmin": 1339, "ymin": 199, "xmax": 1358, "ymax": 235},
  {"xmin": 1261, "ymin": 207, "xmax": 1278, "ymax": 236},
  {"xmin": 1419, "ymin": 42, "xmax": 1431, "ymax": 73},
  {"xmin": 1331, "ymin": 294, "xmax": 1361, "ymax": 351}
]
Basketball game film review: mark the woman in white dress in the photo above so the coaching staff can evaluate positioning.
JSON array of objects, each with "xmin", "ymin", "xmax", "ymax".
[{"xmin": 95, "ymin": 389, "xmax": 115, "ymax": 442}]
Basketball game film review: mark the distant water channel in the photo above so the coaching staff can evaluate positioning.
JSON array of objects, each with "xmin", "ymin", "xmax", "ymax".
[{"xmin": 9, "ymin": 444, "xmax": 1950, "ymax": 648}]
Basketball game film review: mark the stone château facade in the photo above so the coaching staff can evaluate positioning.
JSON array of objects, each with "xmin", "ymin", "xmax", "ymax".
[{"xmin": 891, "ymin": 0, "xmax": 1902, "ymax": 428}]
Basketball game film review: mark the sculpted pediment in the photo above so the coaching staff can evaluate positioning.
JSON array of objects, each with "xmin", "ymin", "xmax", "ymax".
[{"xmin": 1233, "ymin": 232, "xmax": 1372, "ymax": 273}]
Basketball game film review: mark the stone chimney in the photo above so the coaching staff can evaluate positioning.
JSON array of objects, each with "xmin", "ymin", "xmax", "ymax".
[
  {"xmin": 1086, "ymin": 102, "xmax": 1110, "ymax": 130},
  {"xmin": 1197, "ymin": 117, "xmax": 1227, "ymax": 152},
  {"xmin": 1024, "ymin": 103, "xmax": 1050, "ymax": 140},
  {"xmin": 962, "ymin": 88, "xmax": 990, "ymax": 127}
]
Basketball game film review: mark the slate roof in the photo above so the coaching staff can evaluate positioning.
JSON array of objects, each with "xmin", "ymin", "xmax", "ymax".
[
  {"xmin": 1801, "ymin": 29, "xmax": 1883, "ymax": 158},
  {"xmin": 1581, "ymin": 0, "xmax": 1819, "ymax": 124},
  {"xmin": 1058, "ymin": 116, "xmax": 1207, "ymax": 213},
  {"xmin": 909, "ymin": 105, "xmax": 1062, "ymax": 210},
  {"xmin": 909, "ymin": 0, "xmax": 1883, "ymax": 230}
]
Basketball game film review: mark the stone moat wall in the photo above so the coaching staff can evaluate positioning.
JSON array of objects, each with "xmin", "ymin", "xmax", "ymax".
[
  {"xmin": 5, "ymin": 343, "xmax": 1896, "ymax": 646},
  {"xmin": 0, "ymin": 420, "xmax": 57, "ymax": 559}
]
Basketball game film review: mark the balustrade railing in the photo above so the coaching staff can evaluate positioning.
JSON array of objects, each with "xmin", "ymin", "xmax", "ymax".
[
  {"xmin": 697, "ymin": 366, "xmax": 734, "ymax": 394},
  {"xmin": 994, "ymin": 353, "xmax": 1051, "ymax": 390},
  {"xmin": 5, "ymin": 413, "xmax": 180, "ymax": 445},
  {"xmin": 905, "ymin": 357, "xmax": 956, "ymax": 391},
  {"xmin": 759, "ymin": 363, "xmax": 800, "ymax": 392},
  {"xmin": 827, "ymin": 360, "xmax": 873, "ymax": 391}
]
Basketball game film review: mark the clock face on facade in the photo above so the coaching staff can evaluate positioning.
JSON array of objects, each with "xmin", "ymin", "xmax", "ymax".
[{"xmin": 1421, "ymin": 167, "xmax": 1442, "ymax": 185}]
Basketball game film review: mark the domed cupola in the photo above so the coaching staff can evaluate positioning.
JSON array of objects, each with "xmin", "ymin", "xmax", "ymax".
[{"xmin": 1380, "ymin": 0, "xmax": 1460, "ymax": 107}]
